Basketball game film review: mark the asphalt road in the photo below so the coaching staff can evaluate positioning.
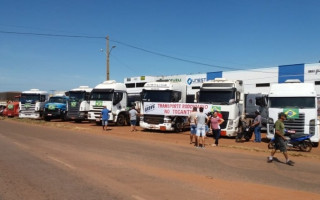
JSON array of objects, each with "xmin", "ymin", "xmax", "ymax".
[{"xmin": 0, "ymin": 120, "xmax": 320, "ymax": 200}]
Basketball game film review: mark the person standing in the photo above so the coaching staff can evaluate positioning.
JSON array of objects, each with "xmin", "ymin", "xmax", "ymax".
[
  {"xmin": 195, "ymin": 107, "xmax": 208, "ymax": 148},
  {"xmin": 210, "ymin": 111, "xmax": 224, "ymax": 147},
  {"xmin": 101, "ymin": 106, "xmax": 110, "ymax": 131},
  {"xmin": 188, "ymin": 107, "xmax": 198, "ymax": 144},
  {"xmin": 129, "ymin": 106, "xmax": 139, "ymax": 132},
  {"xmin": 252, "ymin": 110, "xmax": 262, "ymax": 142},
  {"xmin": 268, "ymin": 112, "xmax": 295, "ymax": 166}
]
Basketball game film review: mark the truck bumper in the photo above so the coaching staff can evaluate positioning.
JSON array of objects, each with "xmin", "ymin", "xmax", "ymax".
[
  {"xmin": 221, "ymin": 129, "xmax": 238, "ymax": 137},
  {"xmin": 19, "ymin": 113, "xmax": 41, "ymax": 119},
  {"xmin": 68, "ymin": 112, "xmax": 87, "ymax": 121},
  {"xmin": 140, "ymin": 122, "xmax": 175, "ymax": 131}
]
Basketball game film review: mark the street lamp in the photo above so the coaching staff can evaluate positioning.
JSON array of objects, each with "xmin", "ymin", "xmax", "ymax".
[{"xmin": 105, "ymin": 35, "xmax": 116, "ymax": 81}]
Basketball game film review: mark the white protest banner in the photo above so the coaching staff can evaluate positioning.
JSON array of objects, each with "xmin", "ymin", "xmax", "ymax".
[{"xmin": 143, "ymin": 102, "xmax": 222, "ymax": 116}]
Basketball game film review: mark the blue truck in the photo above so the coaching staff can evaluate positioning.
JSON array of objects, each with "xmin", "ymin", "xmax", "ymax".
[{"xmin": 43, "ymin": 95, "xmax": 69, "ymax": 121}]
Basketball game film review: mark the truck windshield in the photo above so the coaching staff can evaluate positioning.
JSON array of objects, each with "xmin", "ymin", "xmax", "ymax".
[
  {"xmin": 142, "ymin": 90, "xmax": 180, "ymax": 102},
  {"xmin": 69, "ymin": 92, "xmax": 85, "ymax": 102},
  {"xmin": 199, "ymin": 90, "xmax": 235, "ymax": 104},
  {"xmin": 20, "ymin": 94, "xmax": 40, "ymax": 104},
  {"xmin": 269, "ymin": 97, "xmax": 315, "ymax": 108},
  {"xmin": 90, "ymin": 92, "xmax": 113, "ymax": 101},
  {"xmin": 48, "ymin": 97, "xmax": 66, "ymax": 104}
]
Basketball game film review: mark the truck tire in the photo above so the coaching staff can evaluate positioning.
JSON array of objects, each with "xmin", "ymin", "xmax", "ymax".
[
  {"xmin": 174, "ymin": 118, "xmax": 184, "ymax": 133},
  {"xmin": 116, "ymin": 114, "xmax": 126, "ymax": 126},
  {"xmin": 61, "ymin": 113, "xmax": 67, "ymax": 121},
  {"xmin": 300, "ymin": 140, "xmax": 312, "ymax": 152}
]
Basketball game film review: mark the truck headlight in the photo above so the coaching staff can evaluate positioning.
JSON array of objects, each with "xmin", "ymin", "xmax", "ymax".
[
  {"xmin": 310, "ymin": 119, "xmax": 315, "ymax": 134},
  {"xmin": 268, "ymin": 118, "xmax": 274, "ymax": 124},
  {"xmin": 140, "ymin": 115, "xmax": 144, "ymax": 121},
  {"xmin": 310, "ymin": 119, "xmax": 316, "ymax": 126},
  {"xmin": 227, "ymin": 119, "xmax": 233, "ymax": 130},
  {"xmin": 164, "ymin": 118, "xmax": 171, "ymax": 123}
]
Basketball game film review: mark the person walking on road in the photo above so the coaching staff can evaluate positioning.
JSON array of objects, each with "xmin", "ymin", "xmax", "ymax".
[
  {"xmin": 210, "ymin": 111, "xmax": 224, "ymax": 147},
  {"xmin": 188, "ymin": 107, "xmax": 198, "ymax": 145},
  {"xmin": 101, "ymin": 106, "xmax": 110, "ymax": 131},
  {"xmin": 195, "ymin": 107, "xmax": 208, "ymax": 148},
  {"xmin": 129, "ymin": 106, "xmax": 139, "ymax": 132},
  {"xmin": 252, "ymin": 110, "xmax": 262, "ymax": 142},
  {"xmin": 268, "ymin": 112, "xmax": 295, "ymax": 166}
]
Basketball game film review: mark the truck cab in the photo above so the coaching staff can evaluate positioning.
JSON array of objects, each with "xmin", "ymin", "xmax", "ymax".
[
  {"xmin": 197, "ymin": 78, "xmax": 244, "ymax": 137},
  {"xmin": 6, "ymin": 96, "xmax": 20, "ymax": 117},
  {"xmin": 43, "ymin": 95, "xmax": 69, "ymax": 121},
  {"xmin": 88, "ymin": 80, "xmax": 129, "ymax": 126},
  {"xmin": 139, "ymin": 80, "xmax": 187, "ymax": 132},
  {"xmin": 19, "ymin": 89, "xmax": 49, "ymax": 119},
  {"xmin": 265, "ymin": 80, "xmax": 319, "ymax": 147},
  {"xmin": 66, "ymin": 86, "xmax": 92, "ymax": 122}
]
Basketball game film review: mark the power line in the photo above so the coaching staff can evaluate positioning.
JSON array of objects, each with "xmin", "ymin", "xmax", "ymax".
[
  {"xmin": 0, "ymin": 30, "xmax": 104, "ymax": 39},
  {"xmin": 0, "ymin": 30, "xmax": 297, "ymax": 74},
  {"xmin": 110, "ymin": 39, "xmax": 278, "ymax": 74}
]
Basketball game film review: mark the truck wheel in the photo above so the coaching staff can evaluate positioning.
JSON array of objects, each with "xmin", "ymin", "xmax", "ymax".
[
  {"xmin": 61, "ymin": 113, "xmax": 67, "ymax": 121},
  {"xmin": 116, "ymin": 114, "xmax": 126, "ymax": 126},
  {"xmin": 300, "ymin": 141, "xmax": 312, "ymax": 152},
  {"xmin": 175, "ymin": 122, "xmax": 183, "ymax": 133}
]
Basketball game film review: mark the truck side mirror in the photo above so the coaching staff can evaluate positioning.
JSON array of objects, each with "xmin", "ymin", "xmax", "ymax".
[
  {"xmin": 113, "ymin": 92, "xmax": 123, "ymax": 105},
  {"xmin": 195, "ymin": 91, "xmax": 199, "ymax": 103},
  {"xmin": 40, "ymin": 95, "xmax": 46, "ymax": 102},
  {"xmin": 256, "ymin": 97, "xmax": 267, "ymax": 107},
  {"xmin": 235, "ymin": 91, "xmax": 240, "ymax": 103}
]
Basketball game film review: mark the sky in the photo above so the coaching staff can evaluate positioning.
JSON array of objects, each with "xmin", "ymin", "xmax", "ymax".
[{"xmin": 1, "ymin": 0, "xmax": 320, "ymax": 92}]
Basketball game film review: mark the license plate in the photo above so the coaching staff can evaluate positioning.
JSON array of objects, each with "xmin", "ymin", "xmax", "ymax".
[{"xmin": 48, "ymin": 114, "xmax": 52, "ymax": 116}]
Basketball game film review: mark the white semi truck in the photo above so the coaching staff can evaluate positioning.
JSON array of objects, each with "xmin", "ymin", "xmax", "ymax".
[
  {"xmin": 88, "ymin": 80, "xmax": 129, "ymax": 126},
  {"xmin": 264, "ymin": 80, "xmax": 319, "ymax": 147},
  {"xmin": 197, "ymin": 78, "xmax": 244, "ymax": 137},
  {"xmin": 139, "ymin": 80, "xmax": 188, "ymax": 132},
  {"xmin": 66, "ymin": 86, "xmax": 92, "ymax": 122},
  {"xmin": 19, "ymin": 89, "xmax": 49, "ymax": 119}
]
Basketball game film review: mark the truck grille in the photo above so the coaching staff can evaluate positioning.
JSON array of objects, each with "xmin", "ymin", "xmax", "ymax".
[
  {"xmin": 143, "ymin": 115, "xmax": 164, "ymax": 124},
  {"xmin": 89, "ymin": 106, "xmax": 103, "ymax": 118},
  {"xmin": 45, "ymin": 109, "xmax": 60, "ymax": 115},
  {"xmin": 67, "ymin": 102, "xmax": 80, "ymax": 118},
  {"xmin": 20, "ymin": 103, "xmax": 36, "ymax": 114},
  {"xmin": 284, "ymin": 113, "xmax": 305, "ymax": 134}
]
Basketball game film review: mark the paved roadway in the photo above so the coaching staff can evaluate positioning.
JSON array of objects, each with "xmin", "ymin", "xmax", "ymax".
[{"xmin": 0, "ymin": 120, "xmax": 320, "ymax": 200}]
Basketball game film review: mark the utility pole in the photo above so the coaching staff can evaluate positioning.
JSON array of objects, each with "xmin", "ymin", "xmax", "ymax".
[{"xmin": 106, "ymin": 35, "xmax": 110, "ymax": 80}]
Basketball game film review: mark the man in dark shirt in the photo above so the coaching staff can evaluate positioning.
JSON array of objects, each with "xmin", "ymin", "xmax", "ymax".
[{"xmin": 268, "ymin": 112, "xmax": 294, "ymax": 166}]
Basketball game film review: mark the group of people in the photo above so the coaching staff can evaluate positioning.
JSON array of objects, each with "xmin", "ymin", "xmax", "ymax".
[
  {"xmin": 100, "ymin": 105, "xmax": 139, "ymax": 132},
  {"xmin": 101, "ymin": 105, "xmax": 295, "ymax": 165},
  {"xmin": 188, "ymin": 107, "xmax": 224, "ymax": 148}
]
